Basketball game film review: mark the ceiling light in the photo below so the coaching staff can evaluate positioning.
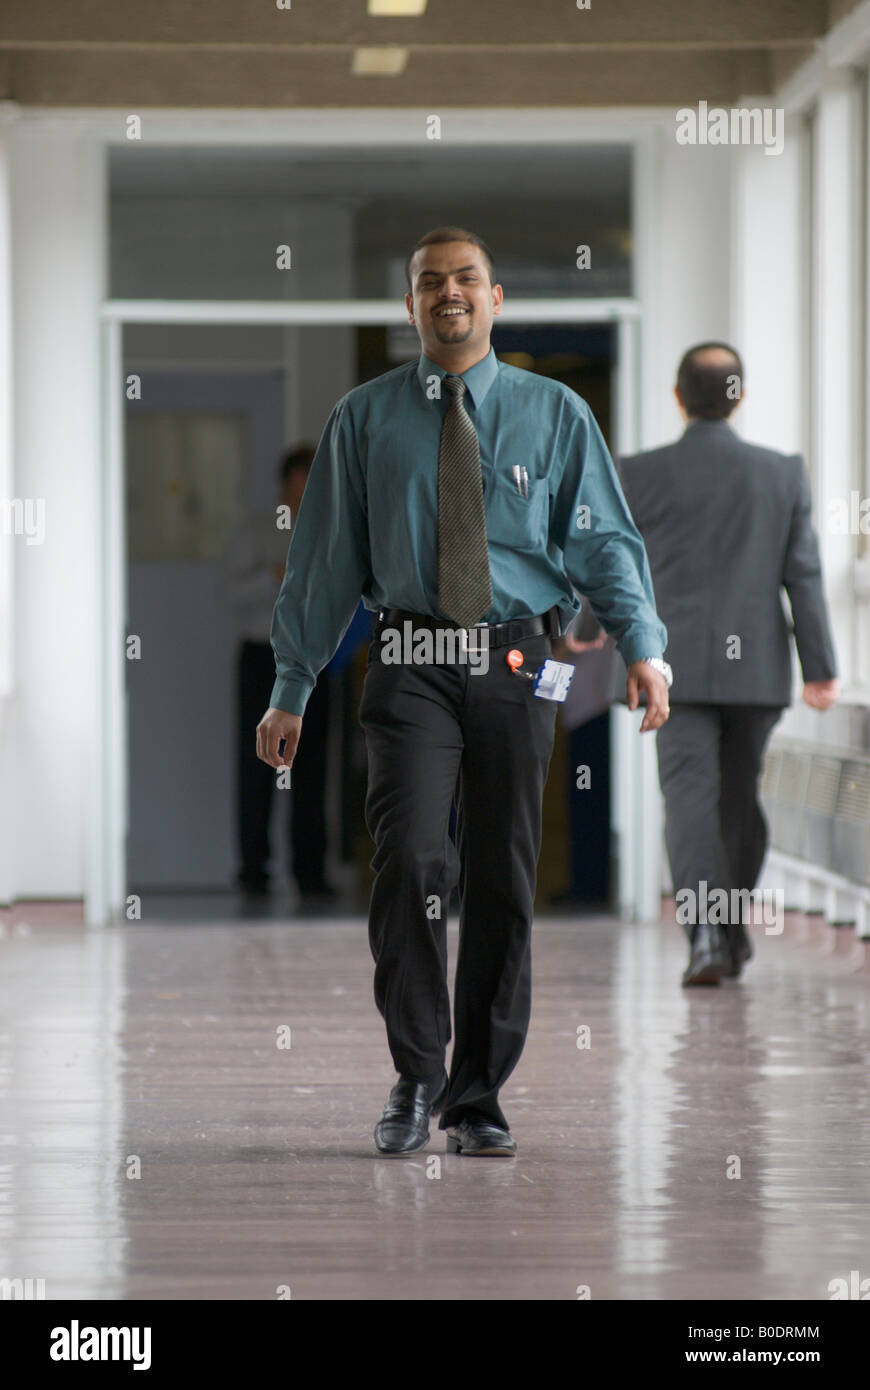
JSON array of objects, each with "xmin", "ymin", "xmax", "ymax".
[
  {"xmin": 367, "ymin": 0, "xmax": 427, "ymax": 13},
  {"xmin": 352, "ymin": 47, "xmax": 409, "ymax": 75}
]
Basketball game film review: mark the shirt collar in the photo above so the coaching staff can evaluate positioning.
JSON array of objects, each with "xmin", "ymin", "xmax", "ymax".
[
  {"xmin": 416, "ymin": 345, "xmax": 499, "ymax": 410},
  {"xmin": 682, "ymin": 417, "xmax": 734, "ymax": 435}
]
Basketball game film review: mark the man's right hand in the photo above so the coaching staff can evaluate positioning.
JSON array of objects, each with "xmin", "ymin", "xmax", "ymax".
[
  {"xmin": 256, "ymin": 708, "xmax": 302, "ymax": 769},
  {"xmin": 802, "ymin": 679, "xmax": 840, "ymax": 711}
]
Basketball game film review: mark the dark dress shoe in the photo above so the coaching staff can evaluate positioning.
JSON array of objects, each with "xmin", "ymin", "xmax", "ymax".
[
  {"xmin": 722, "ymin": 921, "xmax": 753, "ymax": 978},
  {"xmin": 445, "ymin": 1119, "xmax": 517, "ymax": 1156},
  {"xmin": 682, "ymin": 922, "xmax": 729, "ymax": 987},
  {"xmin": 374, "ymin": 1074, "xmax": 448, "ymax": 1156}
]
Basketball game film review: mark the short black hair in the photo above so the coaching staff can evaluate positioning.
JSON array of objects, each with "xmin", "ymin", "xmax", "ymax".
[
  {"xmin": 405, "ymin": 226, "xmax": 495, "ymax": 293},
  {"xmin": 279, "ymin": 444, "xmax": 316, "ymax": 484},
  {"xmin": 676, "ymin": 342, "xmax": 744, "ymax": 420}
]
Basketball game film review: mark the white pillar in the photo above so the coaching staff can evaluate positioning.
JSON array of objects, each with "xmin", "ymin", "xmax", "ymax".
[
  {"xmin": 611, "ymin": 306, "xmax": 664, "ymax": 921},
  {"xmin": 811, "ymin": 73, "xmax": 863, "ymax": 693},
  {"xmin": 637, "ymin": 124, "xmax": 733, "ymax": 451},
  {"xmin": 10, "ymin": 119, "xmax": 107, "ymax": 916},
  {"xmin": 858, "ymin": 68, "xmax": 870, "ymax": 697},
  {"xmin": 730, "ymin": 111, "xmax": 809, "ymax": 455},
  {"xmin": 0, "ymin": 108, "xmax": 17, "ymax": 910},
  {"xmin": 623, "ymin": 124, "xmax": 733, "ymax": 922}
]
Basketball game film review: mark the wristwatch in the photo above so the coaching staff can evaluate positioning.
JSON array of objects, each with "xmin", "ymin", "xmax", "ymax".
[{"xmin": 641, "ymin": 656, "xmax": 673, "ymax": 688}]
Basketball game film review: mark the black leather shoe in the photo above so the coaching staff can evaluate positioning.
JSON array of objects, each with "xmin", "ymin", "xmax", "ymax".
[
  {"xmin": 722, "ymin": 921, "xmax": 753, "ymax": 978},
  {"xmin": 373, "ymin": 1074, "xmax": 448, "ymax": 1156},
  {"xmin": 681, "ymin": 922, "xmax": 729, "ymax": 986},
  {"xmin": 445, "ymin": 1119, "xmax": 517, "ymax": 1156}
]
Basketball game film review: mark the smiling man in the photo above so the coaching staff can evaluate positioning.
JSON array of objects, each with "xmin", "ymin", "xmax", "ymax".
[{"xmin": 257, "ymin": 226, "xmax": 670, "ymax": 1158}]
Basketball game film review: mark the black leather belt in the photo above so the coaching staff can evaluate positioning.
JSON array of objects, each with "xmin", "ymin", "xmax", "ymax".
[{"xmin": 376, "ymin": 607, "xmax": 559, "ymax": 648}]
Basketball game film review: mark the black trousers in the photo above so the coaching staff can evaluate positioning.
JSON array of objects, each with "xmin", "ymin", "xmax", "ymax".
[
  {"xmin": 654, "ymin": 702, "xmax": 783, "ymax": 931},
  {"xmin": 359, "ymin": 630, "xmax": 558, "ymax": 1131},
  {"xmin": 236, "ymin": 639, "xmax": 330, "ymax": 892}
]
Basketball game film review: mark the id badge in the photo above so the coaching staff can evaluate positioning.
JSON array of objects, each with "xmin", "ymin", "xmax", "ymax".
[
  {"xmin": 532, "ymin": 658, "xmax": 575, "ymax": 703},
  {"xmin": 505, "ymin": 649, "xmax": 574, "ymax": 703}
]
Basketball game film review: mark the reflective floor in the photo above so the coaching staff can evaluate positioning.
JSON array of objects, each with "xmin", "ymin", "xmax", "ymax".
[{"xmin": 0, "ymin": 910, "xmax": 868, "ymax": 1300}]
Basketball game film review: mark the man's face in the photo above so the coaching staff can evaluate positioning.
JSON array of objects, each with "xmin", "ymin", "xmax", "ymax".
[{"xmin": 405, "ymin": 242, "xmax": 503, "ymax": 357}]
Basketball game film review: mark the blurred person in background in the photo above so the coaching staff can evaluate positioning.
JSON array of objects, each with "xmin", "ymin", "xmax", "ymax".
[
  {"xmin": 225, "ymin": 445, "xmax": 335, "ymax": 907},
  {"xmin": 615, "ymin": 343, "xmax": 839, "ymax": 987}
]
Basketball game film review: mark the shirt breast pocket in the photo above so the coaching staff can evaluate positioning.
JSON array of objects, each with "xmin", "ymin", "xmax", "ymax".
[{"xmin": 485, "ymin": 471, "xmax": 549, "ymax": 553}]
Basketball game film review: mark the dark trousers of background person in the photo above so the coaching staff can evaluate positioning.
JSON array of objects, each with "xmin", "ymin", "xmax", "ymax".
[
  {"xmin": 359, "ymin": 630, "xmax": 558, "ymax": 1133},
  {"xmin": 236, "ymin": 639, "xmax": 330, "ymax": 894},
  {"xmin": 567, "ymin": 710, "xmax": 611, "ymax": 905},
  {"xmin": 655, "ymin": 703, "xmax": 783, "ymax": 930}
]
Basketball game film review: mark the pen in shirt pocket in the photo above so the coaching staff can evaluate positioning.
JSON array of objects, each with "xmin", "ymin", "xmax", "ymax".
[{"xmin": 512, "ymin": 465, "xmax": 530, "ymax": 499}]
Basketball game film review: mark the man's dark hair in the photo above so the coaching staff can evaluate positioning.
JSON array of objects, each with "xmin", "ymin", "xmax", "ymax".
[
  {"xmin": 405, "ymin": 226, "xmax": 495, "ymax": 292},
  {"xmin": 676, "ymin": 342, "xmax": 745, "ymax": 419},
  {"xmin": 279, "ymin": 444, "xmax": 316, "ymax": 484}
]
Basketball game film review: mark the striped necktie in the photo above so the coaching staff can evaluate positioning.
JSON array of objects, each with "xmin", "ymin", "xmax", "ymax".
[{"xmin": 437, "ymin": 375, "xmax": 493, "ymax": 628}]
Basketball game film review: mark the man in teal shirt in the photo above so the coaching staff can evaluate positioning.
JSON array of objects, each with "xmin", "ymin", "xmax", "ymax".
[{"xmin": 258, "ymin": 226, "xmax": 670, "ymax": 1157}]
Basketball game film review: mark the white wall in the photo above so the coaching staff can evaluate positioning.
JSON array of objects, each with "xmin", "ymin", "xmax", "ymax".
[
  {"xmin": 6, "ymin": 122, "xmax": 106, "ymax": 905},
  {"xmin": 728, "ymin": 75, "xmax": 869, "ymax": 748},
  {"xmin": 616, "ymin": 124, "xmax": 733, "ymax": 919},
  {"xmin": 730, "ymin": 113, "xmax": 809, "ymax": 456},
  {"xmin": 638, "ymin": 125, "xmax": 733, "ymax": 450},
  {"xmin": 0, "ymin": 118, "xmax": 16, "ymax": 908}
]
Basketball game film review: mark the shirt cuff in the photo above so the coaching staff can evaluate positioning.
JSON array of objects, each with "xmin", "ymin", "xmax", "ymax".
[
  {"xmin": 269, "ymin": 675, "xmax": 315, "ymax": 717},
  {"xmin": 618, "ymin": 631, "xmax": 666, "ymax": 668}
]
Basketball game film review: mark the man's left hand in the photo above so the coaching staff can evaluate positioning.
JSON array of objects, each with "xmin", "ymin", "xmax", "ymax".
[{"xmin": 626, "ymin": 661, "xmax": 670, "ymax": 732}]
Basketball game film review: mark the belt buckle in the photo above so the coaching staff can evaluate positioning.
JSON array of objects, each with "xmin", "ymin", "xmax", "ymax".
[{"xmin": 458, "ymin": 623, "xmax": 487, "ymax": 657}]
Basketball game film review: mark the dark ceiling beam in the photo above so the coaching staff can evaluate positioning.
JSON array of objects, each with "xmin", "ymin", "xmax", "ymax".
[
  {"xmin": 0, "ymin": 49, "xmax": 778, "ymax": 108},
  {"xmin": 0, "ymin": 0, "xmax": 830, "ymax": 48}
]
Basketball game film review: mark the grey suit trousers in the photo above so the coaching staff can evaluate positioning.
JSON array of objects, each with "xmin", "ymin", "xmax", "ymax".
[{"xmin": 655, "ymin": 703, "xmax": 783, "ymax": 932}]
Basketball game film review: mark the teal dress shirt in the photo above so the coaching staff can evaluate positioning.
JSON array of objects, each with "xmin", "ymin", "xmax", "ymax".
[{"xmin": 269, "ymin": 345, "xmax": 667, "ymax": 716}]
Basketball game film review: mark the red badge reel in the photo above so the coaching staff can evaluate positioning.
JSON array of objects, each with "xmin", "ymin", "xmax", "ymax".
[{"xmin": 505, "ymin": 648, "xmax": 574, "ymax": 702}]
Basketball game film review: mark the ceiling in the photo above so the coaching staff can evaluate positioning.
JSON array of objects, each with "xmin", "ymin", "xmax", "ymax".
[{"xmin": 0, "ymin": 1, "xmax": 856, "ymax": 108}]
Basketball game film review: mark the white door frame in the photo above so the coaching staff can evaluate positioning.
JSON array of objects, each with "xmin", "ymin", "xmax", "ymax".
[{"xmin": 94, "ymin": 295, "xmax": 651, "ymax": 927}]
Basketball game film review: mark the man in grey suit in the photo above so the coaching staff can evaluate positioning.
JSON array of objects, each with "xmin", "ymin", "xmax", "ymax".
[{"xmin": 616, "ymin": 342, "xmax": 840, "ymax": 986}]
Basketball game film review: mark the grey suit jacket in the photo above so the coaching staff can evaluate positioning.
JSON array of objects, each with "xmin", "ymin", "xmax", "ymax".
[{"xmin": 612, "ymin": 418, "xmax": 838, "ymax": 706}]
